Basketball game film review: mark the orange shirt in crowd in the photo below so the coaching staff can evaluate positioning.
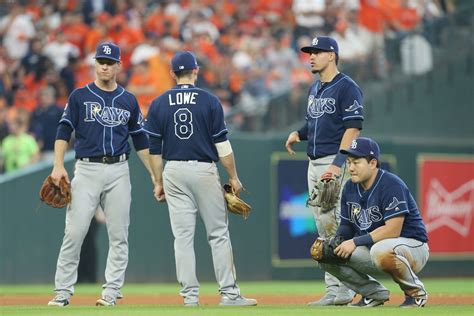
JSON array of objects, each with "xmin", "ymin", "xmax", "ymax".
[
  {"xmin": 127, "ymin": 56, "xmax": 174, "ymax": 117},
  {"xmin": 61, "ymin": 22, "xmax": 90, "ymax": 54},
  {"xmin": 108, "ymin": 16, "xmax": 145, "ymax": 70},
  {"xmin": 358, "ymin": 0, "xmax": 388, "ymax": 33},
  {"xmin": 13, "ymin": 74, "xmax": 46, "ymax": 112}
]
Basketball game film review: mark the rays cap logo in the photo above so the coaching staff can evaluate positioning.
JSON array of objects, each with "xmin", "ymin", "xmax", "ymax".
[
  {"xmin": 340, "ymin": 137, "xmax": 380, "ymax": 160},
  {"xmin": 94, "ymin": 42, "xmax": 121, "ymax": 62},
  {"xmin": 171, "ymin": 51, "xmax": 198, "ymax": 72},
  {"xmin": 301, "ymin": 36, "xmax": 339, "ymax": 55}
]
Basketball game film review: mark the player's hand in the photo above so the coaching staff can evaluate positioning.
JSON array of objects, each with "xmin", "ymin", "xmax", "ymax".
[
  {"xmin": 154, "ymin": 183, "xmax": 166, "ymax": 202},
  {"xmin": 322, "ymin": 165, "xmax": 341, "ymax": 179},
  {"xmin": 334, "ymin": 239, "xmax": 356, "ymax": 259},
  {"xmin": 228, "ymin": 178, "xmax": 243, "ymax": 197},
  {"xmin": 51, "ymin": 166, "xmax": 69, "ymax": 186},
  {"xmin": 285, "ymin": 131, "xmax": 300, "ymax": 155}
]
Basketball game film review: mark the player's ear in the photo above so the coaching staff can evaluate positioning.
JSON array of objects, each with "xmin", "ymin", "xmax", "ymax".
[{"xmin": 169, "ymin": 70, "xmax": 177, "ymax": 81}]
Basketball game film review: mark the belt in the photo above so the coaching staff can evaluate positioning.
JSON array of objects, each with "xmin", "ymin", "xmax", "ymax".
[
  {"xmin": 308, "ymin": 154, "xmax": 335, "ymax": 160},
  {"xmin": 172, "ymin": 159, "xmax": 213, "ymax": 163},
  {"xmin": 79, "ymin": 153, "xmax": 129, "ymax": 164}
]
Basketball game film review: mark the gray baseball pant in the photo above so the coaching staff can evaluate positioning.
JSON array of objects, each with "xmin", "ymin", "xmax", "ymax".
[
  {"xmin": 53, "ymin": 160, "xmax": 131, "ymax": 300},
  {"xmin": 308, "ymin": 154, "xmax": 353, "ymax": 298},
  {"xmin": 163, "ymin": 161, "xmax": 240, "ymax": 304}
]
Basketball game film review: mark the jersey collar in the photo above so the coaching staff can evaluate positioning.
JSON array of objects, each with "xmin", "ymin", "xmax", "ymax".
[{"xmin": 173, "ymin": 84, "xmax": 195, "ymax": 89}]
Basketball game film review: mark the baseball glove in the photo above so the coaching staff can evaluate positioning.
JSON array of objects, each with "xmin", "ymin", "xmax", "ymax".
[
  {"xmin": 39, "ymin": 176, "xmax": 71, "ymax": 208},
  {"xmin": 223, "ymin": 183, "xmax": 251, "ymax": 219},
  {"xmin": 306, "ymin": 172, "xmax": 341, "ymax": 212},
  {"xmin": 310, "ymin": 236, "xmax": 349, "ymax": 264}
]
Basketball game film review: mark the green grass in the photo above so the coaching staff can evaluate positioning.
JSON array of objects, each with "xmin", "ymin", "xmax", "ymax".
[
  {"xmin": 1, "ymin": 278, "xmax": 473, "ymax": 296},
  {"xmin": 1, "ymin": 278, "xmax": 473, "ymax": 316},
  {"xmin": 1, "ymin": 305, "xmax": 473, "ymax": 316}
]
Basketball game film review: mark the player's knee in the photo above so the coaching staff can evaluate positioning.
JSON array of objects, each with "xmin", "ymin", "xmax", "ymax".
[{"xmin": 370, "ymin": 242, "xmax": 396, "ymax": 273}]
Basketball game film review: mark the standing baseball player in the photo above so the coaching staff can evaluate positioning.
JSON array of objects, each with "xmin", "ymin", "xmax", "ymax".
[
  {"xmin": 285, "ymin": 36, "xmax": 362, "ymax": 306},
  {"xmin": 321, "ymin": 137, "xmax": 429, "ymax": 308},
  {"xmin": 145, "ymin": 51, "xmax": 257, "ymax": 307},
  {"xmin": 47, "ymin": 42, "xmax": 153, "ymax": 307}
]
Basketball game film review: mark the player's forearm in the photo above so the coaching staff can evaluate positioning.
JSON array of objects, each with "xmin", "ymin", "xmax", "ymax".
[
  {"xmin": 339, "ymin": 128, "xmax": 360, "ymax": 151},
  {"xmin": 136, "ymin": 148, "xmax": 153, "ymax": 177},
  {"xmin": 368, "ymin": 217, "xmax": 404, "ymax": 243},
  {"xmin": 332, "ymin": 128, "xmax": 360, "ymax": 167},
  {"xmin": 53, "ymin": 140, "xmax": 69, "ymax": 167},
  {"xmin": 149, "ymin": 154, "xmax": 164, "ymax": 185},
  {"xmin": 219, "ymin": 152, "xmax": 239, "ymax": 180}
]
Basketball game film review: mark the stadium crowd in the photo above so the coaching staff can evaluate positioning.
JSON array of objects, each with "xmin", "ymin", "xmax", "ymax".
[{"xmin": 0, "ymin": 0, "xmax": 455, "ymax": 173}]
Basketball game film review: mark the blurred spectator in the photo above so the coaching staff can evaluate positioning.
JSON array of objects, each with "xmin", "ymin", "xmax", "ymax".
[
  {"xmin": 29, "ymin": 86, "xmax": 63, "ymax": 160},
  {"xmin": 60, "ymin": 11, "xmax": 90, "ymax": 55},
  {"xmin": 1, "ymin": 110, "xmax": 39, "ymax": 173},
  {"xmin": 358, "ymin": 0, "xmax": 389, "ymax": 78},
  {"xmin": 292, "ymin": 0, "xmax": 327, "ymax": 40},
  {"xmin": 0, "ymin": 3, "xmax": 36, "ymax": 61},
  {"xmin": 43, "ymin": 31, "xmax": 80, "ymax": 71},
  {"xmin": 82, "ymin": 0, "xmax": 116, "ymax": 26},
  {"xmin": 20, "ymin": 38, "xmax": 51, "ymax": 77}
]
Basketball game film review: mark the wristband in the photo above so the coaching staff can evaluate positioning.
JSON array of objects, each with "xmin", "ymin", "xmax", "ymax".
[
  {"xmin": 353, "ymin": 234, "xmax": 374, "ymax": 247},
  {"xmin": 332, "ymin": 152, "xmax": 347, "ymax": 167}
]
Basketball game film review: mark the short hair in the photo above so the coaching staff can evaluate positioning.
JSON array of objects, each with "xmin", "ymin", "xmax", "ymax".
[
  {"xmin": 363, "ymin": 156, "xmax": 380, "ymax": 168},
  {"xmin": 173, "ymin": 70, "xmax": 194, "ymax": 78}
]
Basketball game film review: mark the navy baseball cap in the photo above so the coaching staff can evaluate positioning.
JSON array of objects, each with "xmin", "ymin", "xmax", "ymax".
[
  {"xmin": 340, "ymin": 137, "xmax": 380, "ymax": 160},
  {"xmin": 94, "ymin": 42, "xmax": 121, "ymax": 62},
  {"xmin": 171, "ymin": 51, "xmax": 198, "ymax": 72},
  {"xmin": 301, "ymin": 36, "xmax": 339, "ymax": 55}
]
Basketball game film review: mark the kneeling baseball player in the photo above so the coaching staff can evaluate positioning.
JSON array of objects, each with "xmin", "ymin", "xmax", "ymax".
[{"xmin": 311, "ymin": 137, "xmax": 429, "ymax": 308}]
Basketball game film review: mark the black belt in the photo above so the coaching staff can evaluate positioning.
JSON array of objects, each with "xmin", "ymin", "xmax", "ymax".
[{"xmin": 79, "ymin": 153, "xmax": 129, "ymax": 164}]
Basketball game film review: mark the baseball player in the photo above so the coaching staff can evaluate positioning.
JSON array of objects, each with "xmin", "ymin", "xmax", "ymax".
[
  {"xmin": 145, "ymin": 51, "xmax": 257, "ymax": 307},
  {"xmin": 285, "ymin": 36, "xmax": 362, "ymax": 306},
  {"xmin": 47, "ymin": 42, "xmax": 153, "ymax": 307},
  {"xmin": 320, "ymin": 137, "xmax": 429, "ymax": 308}
]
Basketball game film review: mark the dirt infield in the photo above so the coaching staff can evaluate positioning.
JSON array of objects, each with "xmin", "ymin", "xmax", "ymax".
[{"xmin": 1, "ymin": 294, "xmax": 472, "ymax": 306}]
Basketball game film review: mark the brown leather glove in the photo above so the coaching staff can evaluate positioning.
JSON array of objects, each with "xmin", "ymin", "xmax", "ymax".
[
  {"xmin": 223, "ymin": 183, "xmax": 251, "ymax": 219},
  {"xmin": 39, "ymin": 176, "xmax": 71, "ymax": 208}
]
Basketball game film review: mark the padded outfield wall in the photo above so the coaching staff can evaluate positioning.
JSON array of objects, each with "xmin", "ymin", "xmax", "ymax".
[{"xmin": 0, "ymin": 135, "xmax": 472, "ymax": 284}]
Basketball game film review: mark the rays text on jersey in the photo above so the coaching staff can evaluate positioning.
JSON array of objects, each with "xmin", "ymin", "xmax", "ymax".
[{"xmin": 84, "ymin": 102, "xmax": 131, "ymax": 127}]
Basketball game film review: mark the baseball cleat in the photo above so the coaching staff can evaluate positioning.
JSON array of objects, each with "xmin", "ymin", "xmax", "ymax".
[
  {"xmin": 349, "ymin": 296, "xmax": 388, "ymax": 307},
  {"xmin": 47, "ymin": 294, "xmax": 70, "ymax": 307},
  {"xmin": 307, "ymin": 294, "xmax": 336, "ymax": 306},
  {"xmin": 400, "ymin": 296, "xmax": 427, "ymax": 308},
  {"xmin": 96, "ymin": 295, "xmax": 116, "ymax": 306},
  {"xmin": 219, "ymin": 295, "xmax": 257, "ymax": 306}
]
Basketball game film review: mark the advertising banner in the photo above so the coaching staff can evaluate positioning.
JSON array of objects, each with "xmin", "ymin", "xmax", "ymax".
[{"xmin": 419, "ymin": 156, "xmax": 474, "ymax": 255}]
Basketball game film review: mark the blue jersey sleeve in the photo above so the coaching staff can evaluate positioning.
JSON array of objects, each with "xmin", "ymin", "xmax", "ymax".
[
  {"xmin": 340, "ymin": 84, "xmax": 364, "ymax": 123},
  {"xmin": 128, "ymin": 96, "xmax": 145, "ymax": 135},
  {"xmin": 59, "ymin": 90, "xmax": 79, "ymax": 128},
  {"xmin": 209, "ymin": 95, "xmax": 228, "ymax": 143},
  {"xmin": 381, "ymin": 184, "xmax": 410, "ymax": 221},
  {"xmin": 144, "ymin": 100, "xmax": 163, "ymax": 155}
]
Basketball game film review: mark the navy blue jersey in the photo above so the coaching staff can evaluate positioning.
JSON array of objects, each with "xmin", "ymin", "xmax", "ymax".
[
  {"xmin": 298, "ymin": 73, "xmax": 364, "ymax": 158},
  {"xmin": 59, "ymin": 83, "xmax": 145, "ymax": 157},
  {"xmin": 144, "ymin": 84, "xmax": 227, "ymax": 162},
  {"xmin": 340, "ymin": 169, "xmax": 428, "ymax": 242}
]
